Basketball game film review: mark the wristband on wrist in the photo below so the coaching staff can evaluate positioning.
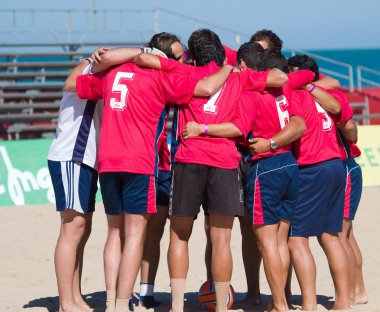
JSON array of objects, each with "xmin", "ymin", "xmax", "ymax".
[
  {"xmin": 204, "ymin": 124, "xmax": 209, "ymax": 136},
  {"xmin": 84, "ymin": 57, "xmax": 92, "ymax": 64},
  {"xmin": 308, "ymin": 83, "xmax": 316, "ymax": 93}
]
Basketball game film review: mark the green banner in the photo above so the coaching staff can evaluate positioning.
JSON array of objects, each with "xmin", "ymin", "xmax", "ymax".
[{"xmin": 0, "ymin": 139, "xmax": 102, "ymax": 207}]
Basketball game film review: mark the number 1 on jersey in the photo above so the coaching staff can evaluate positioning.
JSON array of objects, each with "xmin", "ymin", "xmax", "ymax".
[{"xmin": 110, "ymin": 72, "xmax": 135, "ymax": 111}]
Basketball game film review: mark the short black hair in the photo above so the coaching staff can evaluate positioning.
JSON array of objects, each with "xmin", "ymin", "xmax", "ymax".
[
  {"xmin": 287, "ymin": 55, "xmax": 319, "ymax": 81},
  {"xmin": 148, "ymin": 32, "xmax": 182, "ymax": 60},
  {"xmin": 250, "ymin": 29, "xmax": 283, "ymax": 51},
  {"xmin": 188, "ymin": 29, "xmax": 225, "ymax": 67},
  {"xmin": 263, "ymin": 49, "xmax": 290, "ymax": 73},
  {"xmin": 236, "ymin": 42, "xmax": 265, "ymax": 71}
]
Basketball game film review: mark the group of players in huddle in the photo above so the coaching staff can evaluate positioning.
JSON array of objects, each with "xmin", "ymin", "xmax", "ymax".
[{"xmin": 47, "ymin": 28, "xmax": 368, "ymax": 312}]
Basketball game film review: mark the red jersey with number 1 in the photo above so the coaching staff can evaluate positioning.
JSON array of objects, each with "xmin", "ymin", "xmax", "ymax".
[
  {"xmin": 159, "ymin": 58, "xmax": 269, "ymax": 169},
  {"xmin": 76, "ymin": 62, "xmax": 198, "ymax": 174}
]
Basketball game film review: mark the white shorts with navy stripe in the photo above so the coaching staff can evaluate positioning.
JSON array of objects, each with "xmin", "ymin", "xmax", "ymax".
[{"xmin": 48, "ymin": 160, "xmax": 98, "ymax": 214}]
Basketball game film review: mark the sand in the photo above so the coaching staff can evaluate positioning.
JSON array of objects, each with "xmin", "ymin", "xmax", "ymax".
[{"xmin": 1, "ymin": 187, "xmax": 379, "ymax": 312}]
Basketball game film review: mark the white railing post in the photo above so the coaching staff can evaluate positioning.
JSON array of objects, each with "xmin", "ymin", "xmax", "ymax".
[{"xmin": 153, "ymin": 8, "xmax": 159, "ymax": 34}]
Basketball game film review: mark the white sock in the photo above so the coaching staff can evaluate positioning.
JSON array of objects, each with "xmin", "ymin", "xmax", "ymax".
[{"xmin": 140, "ymin": 283, "xmax": 154, "ymax": 296}]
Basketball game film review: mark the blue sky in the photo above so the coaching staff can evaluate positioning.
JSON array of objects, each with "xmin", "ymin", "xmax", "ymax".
[{"xmin": 1, "ymin": 0, "xmax": 379, "ymax": 50}]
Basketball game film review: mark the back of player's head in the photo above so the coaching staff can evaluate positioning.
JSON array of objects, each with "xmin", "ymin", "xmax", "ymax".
[
  {"xmin": 188, "ymin": 28, "xmax": 222, "ymax": 49},
  {"xmin": 236, "ymin": 42, "xmax": 265, "ymax": 71},
  {"xmin": 148, "ymin": 32, "xmax": 182, "ymax": 60},
  {"xmin": 188, "ymin": 29, "xmax": 225, "ymax": 67},
  {"xmin": 288, "ymin": 55, "xmax": 319, "ymax": 81},
  {"xmin": 250, "ymin": 29, "xmax": 283, "ymax": 51},
  {"xmin": 263, "ymin": 49, "xmax": 290, "ymax": 73}
]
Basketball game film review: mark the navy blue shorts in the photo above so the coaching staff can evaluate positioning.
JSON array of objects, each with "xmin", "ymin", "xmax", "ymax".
[
  {"xmin": 48, "ymin": 160, "xmax": 98, "ymax": 214},
  {"xmin": 99, "ymin": 172, "xmax": 156, "ymax": 215},
  {"xmin": 246, "ymin": 152, "xmax": 299, "ymax": 225},
  {"xmin": 290, "ymin": 158, "xmax": 345, "ymax": 237},
  {"xmin": 156, "ymin": 169, "xmax": 171, "ymax": 207},
  {"xmin": 343, "ymin": 158, "xmax": 362, "ymax": 220}
]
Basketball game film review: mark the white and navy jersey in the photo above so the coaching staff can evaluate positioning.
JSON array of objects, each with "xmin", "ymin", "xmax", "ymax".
[
  {"xmin": 47, "ymin": 91, "xmax": 103, "ymax": 169},
  {"xmin": 48, "ymin": 63, "xmax": 103, "ymax": 169}
]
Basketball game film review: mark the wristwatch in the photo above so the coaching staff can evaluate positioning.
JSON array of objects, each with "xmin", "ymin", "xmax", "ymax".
[{"xmin": 269, "ymin": 138, "xmax": 277, "ymax": 151}]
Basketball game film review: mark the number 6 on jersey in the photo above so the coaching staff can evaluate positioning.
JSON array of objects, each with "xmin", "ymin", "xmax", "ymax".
[{"xmin": 110, "ymin": 72, "xmax": 135, "ymax": 111}]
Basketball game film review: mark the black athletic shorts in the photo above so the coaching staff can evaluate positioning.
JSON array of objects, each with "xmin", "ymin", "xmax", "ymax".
[{"xmin": 169, "ymin": 163, "xmax": 244, "ymax": 217}]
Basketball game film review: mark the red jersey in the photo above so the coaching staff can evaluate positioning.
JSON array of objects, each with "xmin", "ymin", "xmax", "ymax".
[
  {"xmin": 223, "ymin": 45, "xmax": 237, "ymax": 67},
  {"xmin": 160, "ymin": 59, "xmax": 268, "ymax": 169},
  {"xmin": 76, "ymin": 62, "xmax": 198, "ymax": 174},
  {"xmin": 231, "ymin": 70, "xmax": 313, "ymax": 161},
  {"xmin": 328, "ymin": 89, "xmax": 361, "ymax": 159},
  {"xmin": 292, "ymin": 89, "xmax": 341, "ymax": 165}
]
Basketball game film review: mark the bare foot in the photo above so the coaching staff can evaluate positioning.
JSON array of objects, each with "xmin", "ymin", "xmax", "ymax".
[
  {"xmin": 74, "ymin": 297, "xmax": 92, "ymax": 311},
  {"xmin": 59, "ymin": 303, "xmax": 92, "ymax": 312},
  {"xmin": 353, "ymin": 291, "xmax": 368, "ymax": 305}
]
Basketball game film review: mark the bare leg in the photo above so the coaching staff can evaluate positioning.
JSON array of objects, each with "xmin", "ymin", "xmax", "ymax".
[
  {"xmin": 238, "ymin": 209, "xmax": 262, "ymax": 305},
  {"xmin": 210, "ymin": 215, "xmax": 234, "ymax": 312},
  {"xmin": 288, "ymin": 236, "xmax": 317, "ymax": 311},
  {"xmin": 72, "ymin": 213, "xmax": 93, "ymax": 311},
  {"xmin": 141, "ymin": 205, "xmax": 168, "ymax": 283},
  {"xmin": 348, "ymin": 225, "xmax": 368, "ymax": 305},
  {"xmin": 338, "ymin": 219, "xmax": 356, "ymax": 304},
  {"xmin": 117, "ymin": 213, "xmax": 150, "ymax": 300},
  {"xmin": 318, "ymin": 233, "xmax": 350, "ymax": 310},
  {"xmin": 168, "ymin": 216, "xmax": 194, "ymax": 312},
  {"xmin": 204, "ymin": 215, "xmax": 213, "ymax": 280},
  {"xmin": 278, "ymin": 220, "xmax": 291, "ymax": 292},
  {"xmin": 55, "ymin": 210, "xmax": 90, "ymax": 312},
  {"xmin": 254, "ymin": 224, "xmax": 287, "ymax": 312},
  {"xmin": 284, "ymin": 262, "xmax": 293, "ymax": 305},
  {"xmin": 104, "ymin": 214, "xmax": 124, "ymax": 312}
]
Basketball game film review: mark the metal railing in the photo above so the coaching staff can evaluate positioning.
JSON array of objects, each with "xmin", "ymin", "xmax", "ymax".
[
  {"xmin": 288, "ymin": 49, "xmax": 354, "ymax": 92},
  {"xmin": 357, "ymin": 66, "xmax": 380, "ymax": 91},
  {"xmin": 0, "ymin": 7, "xmax": 247, "ymax": 50},
  {"xmin": 1, "ymin": 7, "xmax": 380, "ymax": 91}
]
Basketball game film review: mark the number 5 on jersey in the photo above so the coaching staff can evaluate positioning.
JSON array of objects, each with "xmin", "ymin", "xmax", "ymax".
[{"xmin": 110, "ymin": 72, "xmax": 135, "ymax": 111}]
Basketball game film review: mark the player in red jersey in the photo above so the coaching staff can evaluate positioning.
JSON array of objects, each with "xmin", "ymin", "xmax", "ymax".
[
  {"xmin": 137, "ymin": 32, "xmax": 186, "ymax": 309},
  {"xmin": 73, "ymin": 44, "xmax": 233, "ymax": 312},
  {"xmin": 183, "ymin": 49, "xmax": 315, "ymax": 312},
  {"xmin": 286, "ymin": 55, "xmax": 350, "ymax": 311},
  {"xmin": 135, "ymin": 30, "xmax": 288, "ymax": 312},
  {"xmin": 288, "ymin": 55, "xmax": 368, "ymax": 306}
]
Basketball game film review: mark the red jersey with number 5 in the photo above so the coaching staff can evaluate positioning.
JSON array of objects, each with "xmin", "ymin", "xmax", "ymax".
[{"xmin": 76, "ymin": 62, "xmax": 198, "ymax": 174}]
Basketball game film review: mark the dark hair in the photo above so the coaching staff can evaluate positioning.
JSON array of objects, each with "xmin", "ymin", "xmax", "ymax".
[
  {"xmin": 188, "ymin": 29, "xmax": 225, "ymax": 67},
  {"xmin": 263, "ymin": 49, "xmax": 290, "ymax": 73},
  {"xmin": 287, "ymin": 55, "xmax": 319, "ymax": 81},
  {"xmin": 236, "ymin": 42, "xmax": 265, "ymax": 71},
  {"xmin": 148, "ymin": 32, "xmax": 182, "ymax": 60},
  {"xmin": 250, "ymin": 29, "xmax": 283, "ymax": 51}
]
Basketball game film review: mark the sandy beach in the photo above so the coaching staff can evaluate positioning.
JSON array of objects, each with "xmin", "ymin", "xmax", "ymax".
[{"xmin": 1, "ymin": 187, "xmax": 379, "ymax": 312}]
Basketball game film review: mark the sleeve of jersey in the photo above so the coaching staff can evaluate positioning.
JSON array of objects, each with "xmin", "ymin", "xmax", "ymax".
[
  {"xmin": 76, "ymin": 74, "xmax": 103, "ymax": 101},
  {"xmin": 223, "ymin": 45, "xmax": 237, "ymax": 67},
  {"xmin": 230, "ymin": 93, "xmax": 255, "ymax": 138},
  {"xmin": 159, "ymin": 57, "xmax": 187, "ymax": 73},
  {"xmin": 287, "ymin": 69, "xmax": 314, "ymax": 90},
  {"xmin": 163, "ymin": 71, "xmax": 198, "ymax": 104},
  {"xmin": 241, "ymin": 69, "xmax": 268, "ymax": 92},
  {"xmin": 329, "ymin": 90, "xmax": 353, "ymax": 124},
  {"xmin": 288, "ymin": 92, "xmax": 306, "ymax": 119}
]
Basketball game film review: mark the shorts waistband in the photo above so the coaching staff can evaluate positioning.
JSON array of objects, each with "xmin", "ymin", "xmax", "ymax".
[{"xmin": 249, "ymin": 152, "xmax": 294, "ymax": 165}]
